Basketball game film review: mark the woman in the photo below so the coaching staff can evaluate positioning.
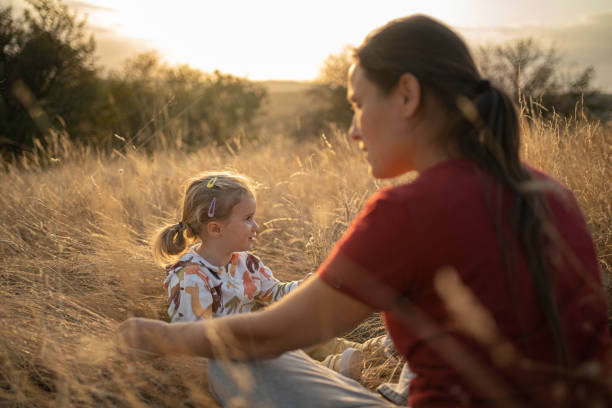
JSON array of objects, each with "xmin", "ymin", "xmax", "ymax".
[{"xmin": 118, "ymin": 15, "xmax": 611, "ymax": 407}]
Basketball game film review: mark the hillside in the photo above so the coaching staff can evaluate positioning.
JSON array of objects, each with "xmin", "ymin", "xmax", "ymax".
[{"xmin": 255, "ymin": 80, "xmax": 319, "ymax": 135}]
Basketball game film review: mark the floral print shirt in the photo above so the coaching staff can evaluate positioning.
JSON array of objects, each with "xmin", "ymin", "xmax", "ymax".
[{"xmin": 164, "ymin": 250, "xmax": 302, "ymax": 322}]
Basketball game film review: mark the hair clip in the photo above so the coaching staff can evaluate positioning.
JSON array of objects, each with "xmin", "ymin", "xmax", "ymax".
[
  {"xmin": 207, "ymin": 177, "xmax": 218, "ymax": 188},
  {"xmin": 208, "ymin": 197, "xmax": 216, "ymax": 218}
]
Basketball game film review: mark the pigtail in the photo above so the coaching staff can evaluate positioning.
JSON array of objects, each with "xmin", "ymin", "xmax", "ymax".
[{"xmin": 153, "ymin": 222, "xmax": 190, "ymax": 266}]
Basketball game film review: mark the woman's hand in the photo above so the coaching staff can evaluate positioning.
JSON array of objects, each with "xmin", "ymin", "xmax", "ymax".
[{"xmin": 116, "ymin": 317, "xmax": 170, "ymax": 355}]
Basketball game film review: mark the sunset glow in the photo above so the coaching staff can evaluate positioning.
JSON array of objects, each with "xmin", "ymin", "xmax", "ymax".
[{"xmin": 8, "ymin": 0, "xmax": 612, "ymax": 89}]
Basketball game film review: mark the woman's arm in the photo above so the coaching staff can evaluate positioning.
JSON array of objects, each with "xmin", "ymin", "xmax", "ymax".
[{"xmin": 117, "ymin": 275, "xmax": 374, "ymax": 359}]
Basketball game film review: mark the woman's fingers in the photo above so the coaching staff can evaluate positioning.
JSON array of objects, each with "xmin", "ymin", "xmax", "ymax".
[{"xmin": 116, "ymin": 317, "xmax": 168, "ymax": 356}]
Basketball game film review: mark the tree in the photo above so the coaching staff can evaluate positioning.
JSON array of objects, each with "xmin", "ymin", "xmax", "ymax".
[
  {"xmin": 293, "ymin": 47, "xmax": 353, "ymax": 139},
  {"xmin": 475, "ymin": 38, "xmax": 601, "ymax": 116},
  {"xmin": 105, "ymin": 52, "xmax": 266, "ymax": 151},
  {"xmin": 0, "ymin": 0, "xmax": 266, "ymax": 156},
  {"xmin": 287, "ymin": 38, "xmax": 605, "ymax": 141},
  {"xmin": 317, "ymin": 46, "xmax": 352, "ymax": 89},
  {"xmin": 0, "ymin": 0, "xmax": 102, "ymax": 154}
]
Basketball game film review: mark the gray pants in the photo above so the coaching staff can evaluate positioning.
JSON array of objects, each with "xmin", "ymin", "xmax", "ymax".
[{"xmin": 207, "ymin": 350, "xmax": 395, "ymax": 407}]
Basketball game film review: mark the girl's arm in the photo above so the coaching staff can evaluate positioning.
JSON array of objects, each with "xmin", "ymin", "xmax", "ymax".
[
  {"xmin": 254, "ymin": 263, "xmax": 304, "ymax": 305},
  {"xmin": 117, "ymin": 275, "xmax": 374, "ymax": 359}
]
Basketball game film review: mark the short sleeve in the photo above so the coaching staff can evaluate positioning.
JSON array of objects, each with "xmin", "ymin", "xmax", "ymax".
[
  {"xmin": 243, "ymin": 253, "xmax": 300, "ymax": 305},
  {"xmin": 317, "ymin": 188, "xmax": 419, "ymax": 310}
]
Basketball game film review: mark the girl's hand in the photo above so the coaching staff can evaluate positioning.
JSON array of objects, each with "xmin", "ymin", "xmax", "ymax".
[
  {"xmin": 299, "ymin": 272, "xmax": 314, "ymax": 284},
  {"xmin": 116, "ymin": 317, "xmax": 170, "ymax": 356}
]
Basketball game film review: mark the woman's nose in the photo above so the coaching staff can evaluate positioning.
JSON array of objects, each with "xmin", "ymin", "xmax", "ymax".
[{"xmin": 349, "ymin": 117, "xmax": 361, "ymax": 141}]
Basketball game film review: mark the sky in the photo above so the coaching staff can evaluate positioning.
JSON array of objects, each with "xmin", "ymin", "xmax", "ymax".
[{"xmin": 6, "ymin": 0, "xmax": 612, "ymax": 91}]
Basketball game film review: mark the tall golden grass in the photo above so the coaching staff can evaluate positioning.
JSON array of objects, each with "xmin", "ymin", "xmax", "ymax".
[{"xmin": 0, "ymin": 109, "xmax": 610, "ymax": 406}]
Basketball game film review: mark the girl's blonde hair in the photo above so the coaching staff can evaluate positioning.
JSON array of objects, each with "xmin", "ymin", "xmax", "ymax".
[{"xmin": 153, "ymin": 171, "xmax": 255, "ymax": 265}]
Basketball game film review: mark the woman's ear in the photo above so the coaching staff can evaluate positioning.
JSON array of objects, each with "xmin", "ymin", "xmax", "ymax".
[{"xmin": 397, "ymin": 72, "xmax": 421, "ymax": 118}]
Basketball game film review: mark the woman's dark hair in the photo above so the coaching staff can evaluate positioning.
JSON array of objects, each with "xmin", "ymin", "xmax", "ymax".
[{"xmin": 355, "ymin": 15, "xmax": 570, "ymax": 367}]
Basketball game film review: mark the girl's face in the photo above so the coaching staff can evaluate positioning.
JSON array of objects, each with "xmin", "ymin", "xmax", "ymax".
[
  {"xmin": 347, "ymin": 63, "xmax": 419, "ymax": 178},
  {"xmin": 219, "ymin": 194, "xmax": 259, "ymax": 253}
]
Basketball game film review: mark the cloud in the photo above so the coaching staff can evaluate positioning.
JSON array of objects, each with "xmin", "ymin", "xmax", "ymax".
[
  {"xmin": 458, "ymin": 11, "xmax": 612, "ymax": 92},
  {"xmin": 545, "ymin": 13, "xmax": 612, "ymax": 66}
]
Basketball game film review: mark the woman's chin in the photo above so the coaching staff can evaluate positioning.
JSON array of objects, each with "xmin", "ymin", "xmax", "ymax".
[
  {"xmin": 369, "ymin": 165, "xmax": 393, "ymax": 179},
  {"xmin": 370, "ymin": 166, "xmax": 408, "ymax": 180}
]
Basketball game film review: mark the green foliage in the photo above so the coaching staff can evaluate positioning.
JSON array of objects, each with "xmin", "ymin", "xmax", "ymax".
[
  {"xmin": 1, "ymin": 0, "xmax": 266, "ymax": 156},
  {"xmin": 0, "ymin": 0, "xmax": 100, "ymax": 153},
  {"xmin": 292, "ymin": 84, "xmax": 352, "ymax": 139},
  {"xmin": 318, "ymin": 46, "xmax": 352, "ymax": 88},
  {"xmin": 104, "ymin": 52, "xmax": 265, "ymax": 151},
  {"xmin": 291, "ymin": 47, "xmax": 353, "ymax": 139}
]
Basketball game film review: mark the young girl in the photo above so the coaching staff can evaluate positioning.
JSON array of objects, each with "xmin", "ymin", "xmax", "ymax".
[
  {"xmin": 154, "ymin": 172, "xmax": 300, "ymax": 322},
  {"xmin": 152, "ymin": 171, "xmax": 366, "ymax": 379}
]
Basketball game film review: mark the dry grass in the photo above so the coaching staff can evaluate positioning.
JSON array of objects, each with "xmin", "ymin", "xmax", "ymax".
[
  {"xmin": 0, "ymin": 110, "xmax": 610, "ymax": 406},
  {"xmin": 520, "ymin": 109, "xmax": 612, "ymax": 288}
]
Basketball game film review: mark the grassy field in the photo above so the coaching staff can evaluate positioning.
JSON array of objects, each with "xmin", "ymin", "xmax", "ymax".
[{"xmin": 0, "ymin": 106, "xmax": 610, "ymax": 406}]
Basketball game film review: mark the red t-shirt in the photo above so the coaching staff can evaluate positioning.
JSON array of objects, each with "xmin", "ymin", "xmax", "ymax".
[{"xmin": 318, "ymin": 159, "xmax": 611, "ymax": 408}]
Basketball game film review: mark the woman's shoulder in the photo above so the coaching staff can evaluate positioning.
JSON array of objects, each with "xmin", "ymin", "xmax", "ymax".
[
  {"xmin": 526, "ymin": 165, "xmax": 588, "ymax": 228},
  {"xmin": 525, "ymin": 164, "xmax": 574, "ymax": 198},
  {"xmin": 371, "ymin": 159, "xmax": 485, "ymax": 208}
]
